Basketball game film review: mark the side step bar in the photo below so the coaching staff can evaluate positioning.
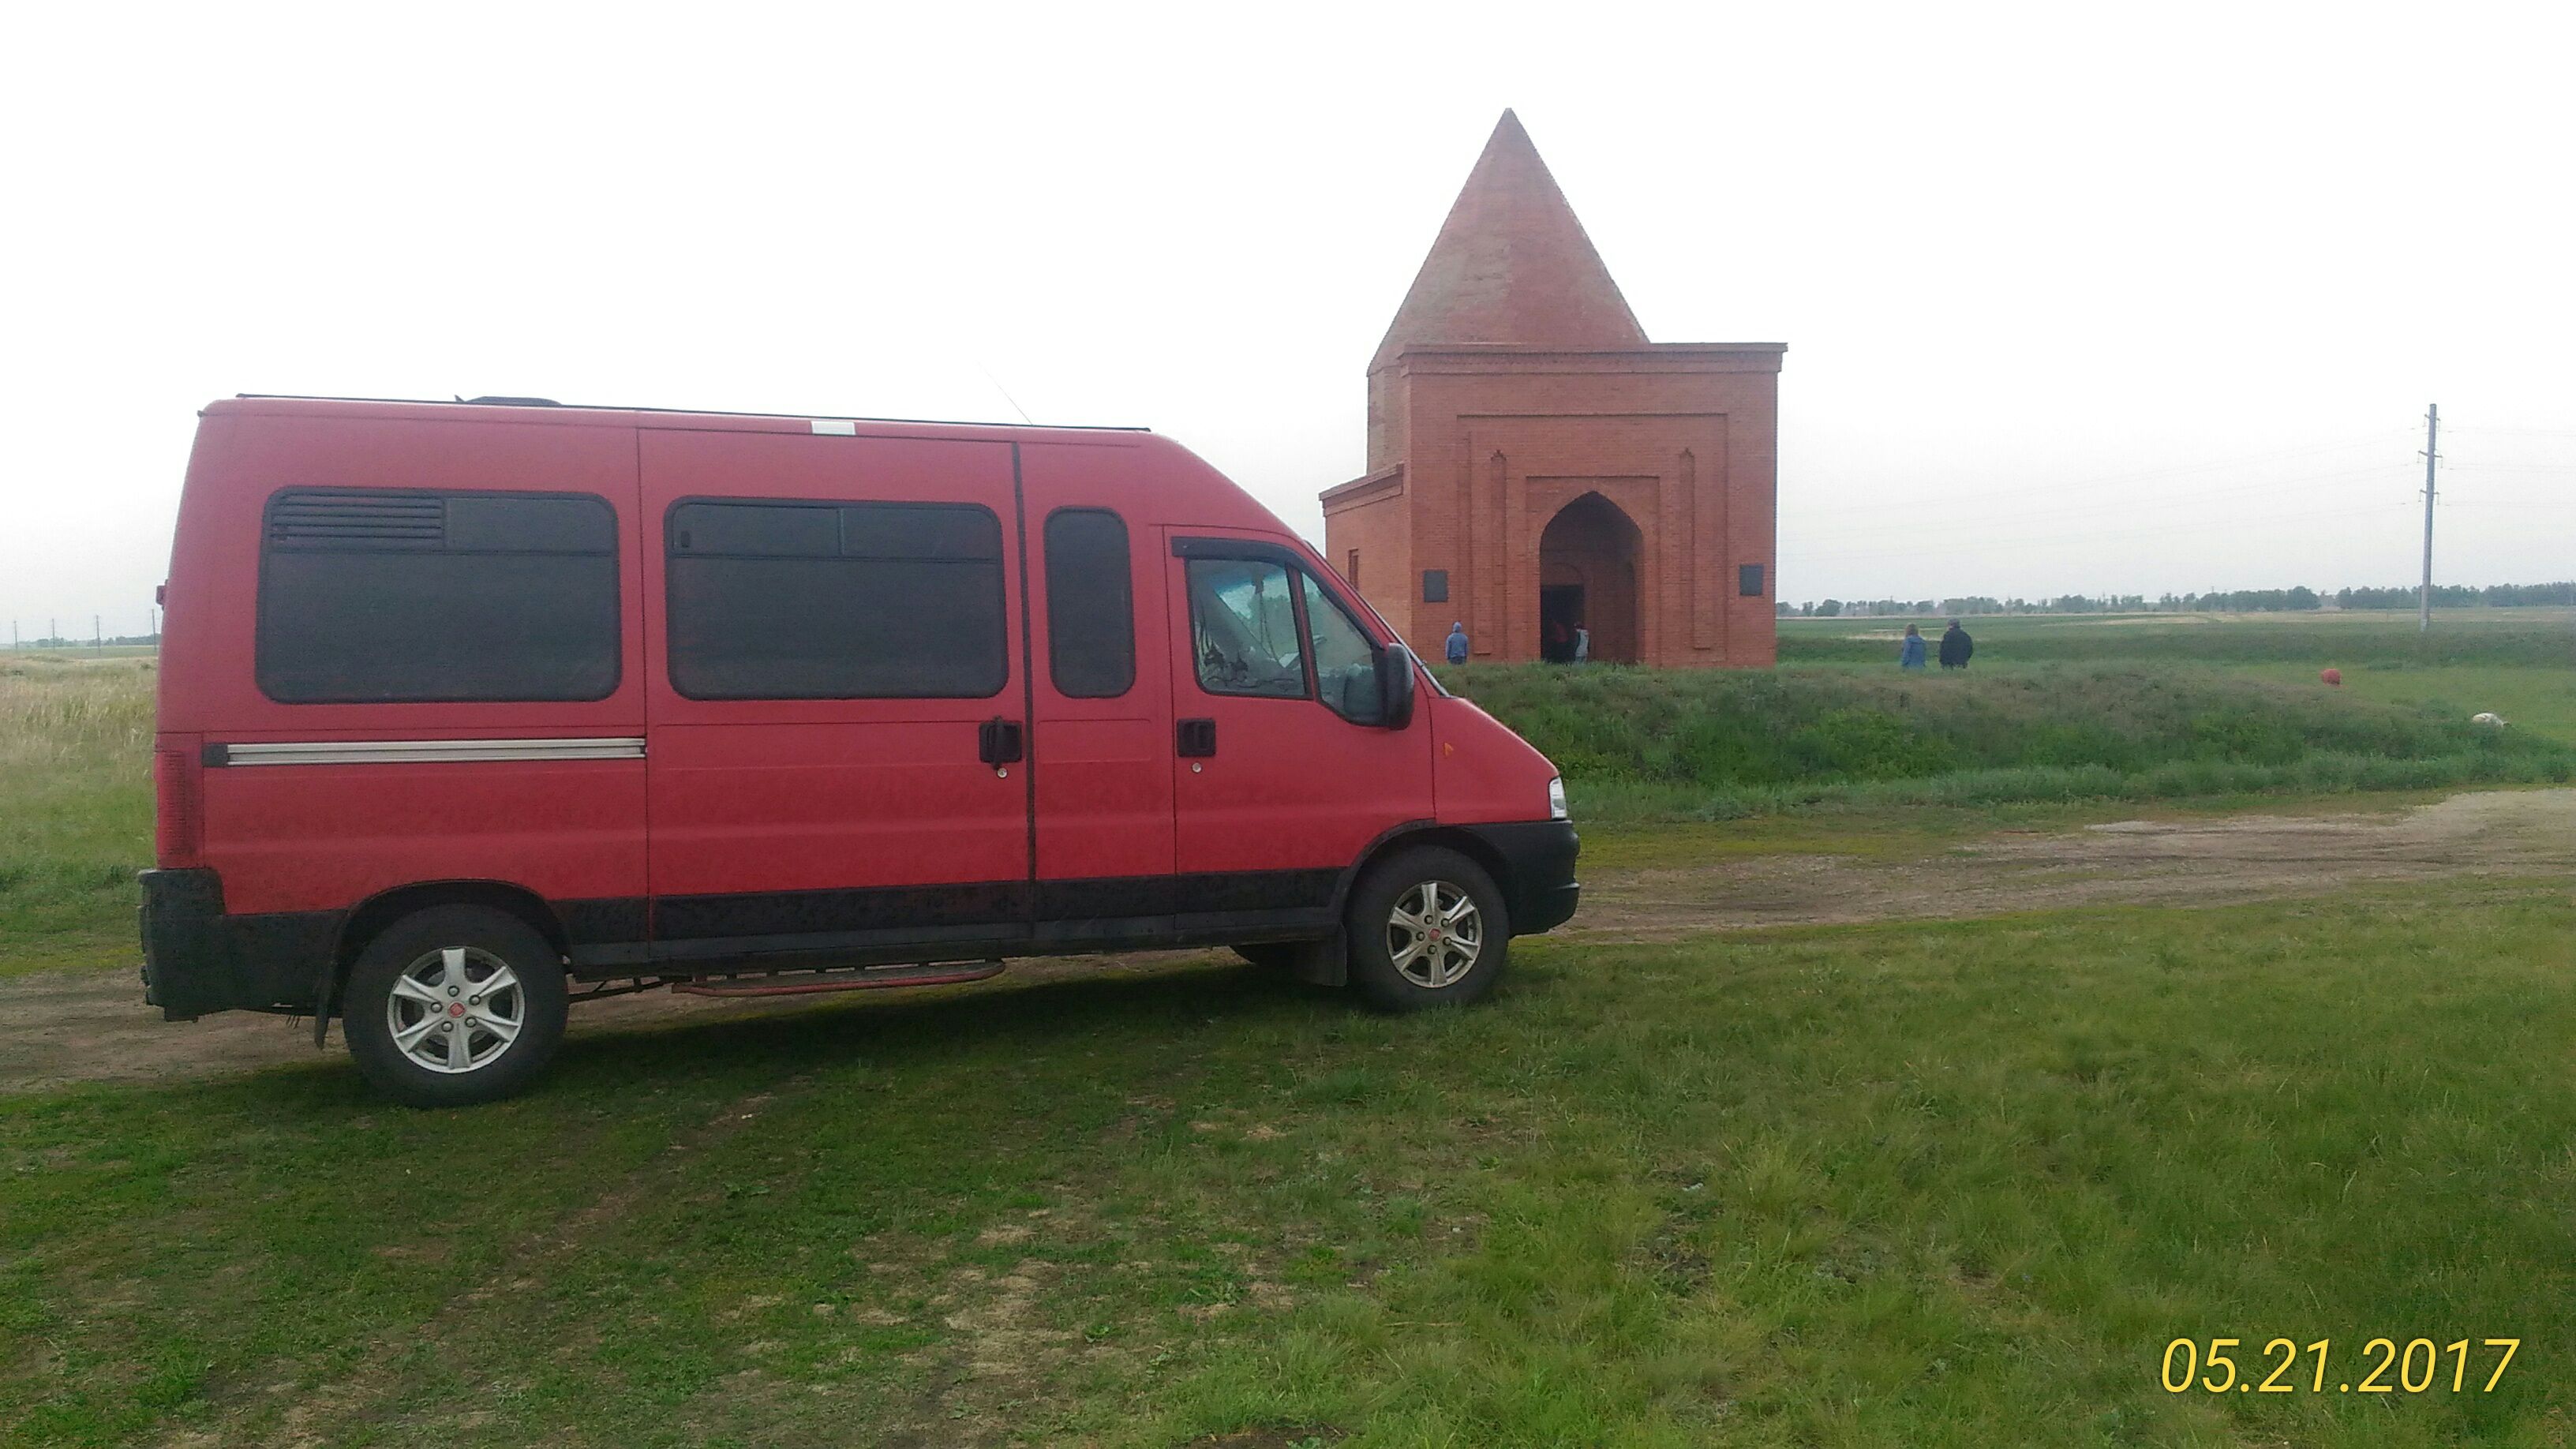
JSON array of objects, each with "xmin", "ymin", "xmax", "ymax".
[{"xmin": 670, "ymin": 960, "xmax": 1005, "ymax": 998}]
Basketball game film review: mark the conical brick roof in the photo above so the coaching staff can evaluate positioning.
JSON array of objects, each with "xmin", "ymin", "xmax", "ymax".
[{"xmin": 1372, "ymin": 110, "xmax": 1648, "ymax": 369}]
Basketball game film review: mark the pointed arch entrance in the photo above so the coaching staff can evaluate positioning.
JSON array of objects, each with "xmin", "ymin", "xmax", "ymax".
[{"xmin": 1537, "ymin": 492, "xmax": 1642, "ymax": 663}]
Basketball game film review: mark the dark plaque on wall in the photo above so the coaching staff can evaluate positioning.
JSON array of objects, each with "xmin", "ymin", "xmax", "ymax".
[
  {"xmin": 1739, "ymin": 564, "xmax": 1765, "ymax": 597},
  {"xmin": 1422, "ymin": 569, "xmax": 1450, "ymax": 603}
]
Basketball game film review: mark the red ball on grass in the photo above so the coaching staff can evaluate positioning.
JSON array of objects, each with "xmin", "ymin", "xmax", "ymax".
[{"xmin": 2320, "ymin": 668, "xmax": 2342, "ymax": 686}]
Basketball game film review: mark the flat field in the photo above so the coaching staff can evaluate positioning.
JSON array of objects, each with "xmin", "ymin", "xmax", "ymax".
[
  {"xmin": 1780, "ymin": 608, "xmax": 2576, "ymax": 741},
  {"xmin": 0, "ymin": 655, "xmax": 152, "ymax": 976},
  {"xmin": 3, "ymin": 620, "xmax": 2574, "ymax": 1445},
  {"xmin": 8, "ymin": 885, "xmax": 2573, "ymax": 1446}
]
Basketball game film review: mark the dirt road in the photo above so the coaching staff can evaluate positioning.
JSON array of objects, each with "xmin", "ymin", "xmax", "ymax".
[
  {"xmin": 9, "ymin": 788, "xmax": 2571, "ymax": 1094},
  {"xmin": 1575, "ymin": 786, "xmax": 2576, "ymax": 940}
]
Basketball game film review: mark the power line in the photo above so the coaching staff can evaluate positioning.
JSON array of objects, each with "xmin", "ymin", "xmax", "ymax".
[
  {"xmin": 1788, "ymin": 500, "xmax": 2414, "ymax": 567},
  {"xmin": 2444, "ymin": 425, "xmax": 2576, "ymax": 440},
  {"xmin": 1784, "ymin": 462, "xmax": 2407, "ymax": 541},
  {"xmin": 1784, "ymin": 432, "xmax": 2417, "ymax": 520}
]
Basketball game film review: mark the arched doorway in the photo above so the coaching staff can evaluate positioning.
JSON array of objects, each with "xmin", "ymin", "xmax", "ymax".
[{"xmin": 1537, "ymin": 492, "xmax": 1642, "ymax": 663}]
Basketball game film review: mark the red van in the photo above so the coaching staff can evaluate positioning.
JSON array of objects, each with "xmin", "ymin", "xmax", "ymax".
[{"xmin": 140, "ymin": 396, "xmax": 1577, "ymax": 1105}]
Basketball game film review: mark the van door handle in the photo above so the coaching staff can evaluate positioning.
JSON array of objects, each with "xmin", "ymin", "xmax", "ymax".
[
  {"xmin": 978, "ymin": 718, "xmax": 1024, "ymax": 766},
  {"xmin": 1177, "ymin": 718, "xmax": 1216, "ymax": 758}
]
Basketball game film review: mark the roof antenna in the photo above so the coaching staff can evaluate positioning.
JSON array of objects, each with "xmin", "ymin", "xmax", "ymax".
[{"xmin": 972, "ymin": 360, "xmax": 1034, "ymax": 425}]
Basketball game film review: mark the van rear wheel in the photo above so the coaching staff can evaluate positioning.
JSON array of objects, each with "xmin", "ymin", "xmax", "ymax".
[
  {"xmin": 343, "ymin": 905, "xmax": 568, "ymax": 1107},
  {"xmin": 1345, "ymin": 848, "xmax": 1507, "ymax": 1012}
]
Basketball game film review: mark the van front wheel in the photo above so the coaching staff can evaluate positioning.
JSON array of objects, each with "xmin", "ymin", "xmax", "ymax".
[
  {"xmin": 343, "ymin": 905, "xmax": 569, "ymax": 1107},
  {"xmin": 1345, "ymin": 848, "xmax": 1507, "ymax": 1011}
]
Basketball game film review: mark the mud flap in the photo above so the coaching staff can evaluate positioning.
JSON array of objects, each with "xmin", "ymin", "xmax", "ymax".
[
  {"xmin": 1290, "ymin": 932, "xmax": 1347, "ymax": 988},
  {"xmin": 311, "ymin": 962, "xmax": 336, "ymax": 1049}
]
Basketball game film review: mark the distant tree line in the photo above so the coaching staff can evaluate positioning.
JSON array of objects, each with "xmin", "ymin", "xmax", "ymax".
[
  {"xmin": 1778, "ymin": 582, "xmax": 2576, "ymax": 618},
  {"xmin": 2, "ymin": 632, "xmax": 161, "ymax": 650}
]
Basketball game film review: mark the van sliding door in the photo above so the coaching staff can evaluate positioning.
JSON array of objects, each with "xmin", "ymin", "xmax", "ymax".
[
  {"xmin": 638, "ymin": 429, "xmax": 1032, "ymax": 960},
  {"xmin": 1017, "ymin": 443, "xmax": 1176, "ymax": 939}
]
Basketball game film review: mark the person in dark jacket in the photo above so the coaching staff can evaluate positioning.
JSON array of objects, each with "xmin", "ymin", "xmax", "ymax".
[
  {"xmin": 1444, "ymin": 621, "xmax": 1470, "ymax": 665},
  {"xmin": 1938, "ymin": 620, "xmax": 1974, "ymax": 669}
]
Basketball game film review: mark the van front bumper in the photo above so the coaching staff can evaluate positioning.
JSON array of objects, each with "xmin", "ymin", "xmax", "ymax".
[
  {"xmin": 138, "ymin": 869, "xmax": 335, "ymax": 1020},
  {"xmin": 1460, "ymin": 821, "xmax": 1580, "ymax": 936}
]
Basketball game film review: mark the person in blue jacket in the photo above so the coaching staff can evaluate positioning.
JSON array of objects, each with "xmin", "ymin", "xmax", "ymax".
[
  {"xmin": 1898, "ymin": 623, "xmax": 1927, "ymax": 669},
  {"xmin": 1444, "ymin": 621, "xmax": 1470, "ymax": 664}
]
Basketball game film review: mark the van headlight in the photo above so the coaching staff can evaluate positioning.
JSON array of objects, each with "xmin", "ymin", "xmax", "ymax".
[{"xmin": 1548, "ymin": 776, "xmax": 1568, "ymax": 821}]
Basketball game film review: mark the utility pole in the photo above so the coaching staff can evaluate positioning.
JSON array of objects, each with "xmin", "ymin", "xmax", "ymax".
[{"xmin": 2418, "ymin": 403, "xmax": 2439, "ymax": 633}]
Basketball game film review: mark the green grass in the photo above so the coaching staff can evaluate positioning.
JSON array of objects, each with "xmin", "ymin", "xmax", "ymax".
[
  {"xmin": 1443, "ymin": 660, "xmax": 2576, "ymax": 826},
  {"xmin": 2234, "ymin": 663, "xmax": 2576, "ymax": 746},
  {"xmin": 1777, "ymin": 608, "xmax": 2576, "ymax": 668},
  {"xmin": 7, "ymin": 885, "xmax": 2574, "ymax": 1445},
  {"xmin": 0, "ymin": 656, "xmax": 152, "ymax": 976}
]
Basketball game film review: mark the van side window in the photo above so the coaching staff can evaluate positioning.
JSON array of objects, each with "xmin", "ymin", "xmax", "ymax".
[
  {"xmin": 665, "ymin": 500, "xmax": 1007, "ymax": 700},
  {"xmin": 1303, "ymin": 572, "xmax": 1382, "ymax": 723},
  {"xmin": 256, "ymin": 489, "xmax": 620, "ymax": 704},
  {"xmin": 1186, "ymin": 559, "xmax": 1305, "ymax": 698},
  {"xmin": 1042, "ymin": 509, "xmax": 1134, "ymax": 698}
]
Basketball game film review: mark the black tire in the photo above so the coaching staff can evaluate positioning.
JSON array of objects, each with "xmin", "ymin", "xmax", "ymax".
[
  {"xmin": 1344, "ymin": 847, "xmax": 1508, "ymax": 1012},
  {"xmin": 343, "ymin": 904, "xmax": 569, "ymax": 1107}
]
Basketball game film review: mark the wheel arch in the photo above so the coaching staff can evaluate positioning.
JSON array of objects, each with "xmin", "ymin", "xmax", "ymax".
[
  {"xmin": 332, "ymin": 880, "xmax": 570, "ymax": 982},
  {"xmin": 1331, "ymin": 822, "xmax": 1514, "ymax": 924}
]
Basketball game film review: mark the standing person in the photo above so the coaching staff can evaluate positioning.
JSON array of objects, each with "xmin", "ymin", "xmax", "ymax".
[
  {"xmin": 1898, "ymin": 623, "xmax": 1927, "ymax": 670},
  {"xmin": 1938, "ymin": 619, "xmax": 1974, "ymax": 670},
  {"xmin": 1444, "ymin": 620, "xmax": 1470, "ymax": 665},
  {"xmin": 1572, "ymin": 622, "xmax": 1590, "ymax": 664}
]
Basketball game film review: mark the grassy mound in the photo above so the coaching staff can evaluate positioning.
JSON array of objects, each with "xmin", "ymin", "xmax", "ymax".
[{"xmin": 1440, "ymin": 662, "xmax": 2576, "ymax": 822}]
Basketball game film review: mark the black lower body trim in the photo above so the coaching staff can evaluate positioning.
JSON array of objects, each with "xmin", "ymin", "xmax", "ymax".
[
  {"xmin": 1456, "ymin": 821, "xmax": 1581, "ymax": 936},
  {"xmin": 146, "ymin": 866, "xmax": 1357, "ymax": 1009},
  {"xmin": 631, "ymin": 867, "xmax": 1341, "ymax": 967},
  {"xmin": 139, "ymin": 869, "xmax": 339, "ymax": 1020}
]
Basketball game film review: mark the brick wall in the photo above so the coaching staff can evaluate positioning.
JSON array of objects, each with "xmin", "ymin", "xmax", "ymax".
[
  {"xmin": 1318, "ymin": 466, "xmax": 1413, "ymax": 645},
  {"xmin": 1324, "ymin": 344, "xmax": 1780, "ymax": 668},
  {"xmin": 1325, "ymin": 111, "xmax": 1783, "ymax": 669}
]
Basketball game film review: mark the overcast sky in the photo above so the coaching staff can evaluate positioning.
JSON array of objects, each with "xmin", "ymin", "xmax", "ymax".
[{"xmin": 5, "ymin": 1, "xmax": 2570, "ymax": 635}]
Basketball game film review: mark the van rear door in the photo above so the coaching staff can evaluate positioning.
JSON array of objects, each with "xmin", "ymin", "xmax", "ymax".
[{"xmin": 638, "ymin": 429, "xmax": 1032, "ymax": 958}]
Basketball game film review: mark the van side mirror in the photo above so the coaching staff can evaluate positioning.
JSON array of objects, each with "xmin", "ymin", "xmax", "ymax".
[{"xmin": 1372, "ymin": 642, "xmax": 1417, "ymax": 729}]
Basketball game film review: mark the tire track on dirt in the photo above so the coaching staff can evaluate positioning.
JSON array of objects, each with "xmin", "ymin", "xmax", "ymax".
[{"xmin": 13, "ymin": 789, "xmax": 2576, "ymax": 1095}]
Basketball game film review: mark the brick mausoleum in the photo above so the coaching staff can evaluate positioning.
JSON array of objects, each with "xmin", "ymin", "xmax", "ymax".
[{"xmin": 1321, "ymin": 111, "xmax": 1784, "ymax": 668}]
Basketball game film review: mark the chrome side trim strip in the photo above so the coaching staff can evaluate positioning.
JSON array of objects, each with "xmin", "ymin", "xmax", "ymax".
[{"xmin": 220, "ymin": 737, "xmax": 646, "ymax": 766}]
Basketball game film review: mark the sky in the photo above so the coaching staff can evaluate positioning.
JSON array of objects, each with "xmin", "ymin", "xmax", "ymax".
[{"xmin": 4, "ymin": 0, "xmax": 2571, "ymax": 636}]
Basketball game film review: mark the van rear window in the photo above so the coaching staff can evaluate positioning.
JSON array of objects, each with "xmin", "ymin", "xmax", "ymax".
[
  {"xmin": 256, "ymin": 489, "xmax": 621, "ymax": 704},
  {"xmin": 1043, "ymin": 509, "xmax": 1134, "ymax": 698},
  {"xmin": 665, "ymin": 499, "xmax": 1008, "ymax": 699}
]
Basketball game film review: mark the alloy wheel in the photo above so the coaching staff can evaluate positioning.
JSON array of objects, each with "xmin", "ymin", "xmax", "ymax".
[
  {"xmin": 1386, "ymin": 880, "xmax": 1484, "ymax": 989},
  {"xmin": 385, "ymin": 945, "xmax": 525, "ymax": 1074}
]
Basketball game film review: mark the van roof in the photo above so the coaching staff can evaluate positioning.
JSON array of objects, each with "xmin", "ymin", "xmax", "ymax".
[{"xmin": 206, "ymin": 394, "xmax": 1155, "ymax": 446}]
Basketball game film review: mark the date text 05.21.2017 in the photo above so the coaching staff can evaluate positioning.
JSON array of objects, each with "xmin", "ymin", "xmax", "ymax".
[{"xmin": 2162, "ymin": 1338, "xmax": 2518, "ymax": 1395}]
